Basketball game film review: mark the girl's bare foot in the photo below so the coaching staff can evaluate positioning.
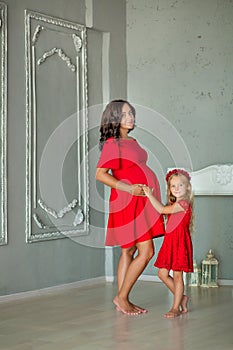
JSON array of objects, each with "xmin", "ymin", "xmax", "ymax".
[
  {"xmin": 113, "ymin": 295, "xmax": 143, "ymax": 315},
  {"xmin": 164, "ymin": 308, "xmax": 181, "ymax": 318},
  {"xmin": 180, "ymin": 295, "xmax": 189, "ymax": 314}
]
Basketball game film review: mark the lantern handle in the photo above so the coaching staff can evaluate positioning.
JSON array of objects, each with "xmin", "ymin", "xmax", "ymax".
[{"xmin": 207, "ymin": 249, "xmax": 214, "ymax": 259}]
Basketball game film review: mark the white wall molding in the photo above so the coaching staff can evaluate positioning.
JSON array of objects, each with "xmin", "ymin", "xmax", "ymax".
[
  {"xmin": 85, "ymin": 0, "xmax": 93, "ymax": 28},
  {"xmin": 25, "ymin": 10, "xmax": 89, "ymax": 243},
  {"xmin": 191, "ymin": 164, "xmax": 233, "ymax": 195},
  {"xmin": 168, "ymin": 164, "xmax": 233, "ymax": 195},
  {"xmin": 0, "ymin": 2, "xmax": 7, "ymax": 245}
]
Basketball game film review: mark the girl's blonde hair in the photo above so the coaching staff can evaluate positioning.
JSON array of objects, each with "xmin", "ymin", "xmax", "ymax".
[{"xmin": 167, "ymin": 173, "xmax": 194, "ymax": 234}]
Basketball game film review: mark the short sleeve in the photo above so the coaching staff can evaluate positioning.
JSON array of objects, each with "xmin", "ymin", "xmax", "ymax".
[
  {"xmin": 97, "ymin": 138, "xmax": 120, "ymax": 169},
  {"xmin": 178, "ymin": 200, "xmax": 190, "ymax": 211}
]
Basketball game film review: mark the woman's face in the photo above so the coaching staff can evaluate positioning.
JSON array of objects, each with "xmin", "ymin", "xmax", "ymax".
[{"xmin": 120, "ymin": 103, "xmax": 135, "ymax": 131}]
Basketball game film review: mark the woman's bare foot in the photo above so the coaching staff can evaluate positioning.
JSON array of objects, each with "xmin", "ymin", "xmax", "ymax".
[
  {"xmin": 164, "ymin": 308, "xmax": 181, "ymax": 318},
  {"xmin": 133, "ymin": 304, "xmax": 148, "ymax": 313},
  {"xmin": 180, "ymin": 295, "xmax": 189, "ymax": 314},
  {"xmin": 115, "ymin": 303, "xmax": 147, "ymax": 314},
  {"xmin": 113, "ymin": 295, "xmax": 143, "ymax": 315}
]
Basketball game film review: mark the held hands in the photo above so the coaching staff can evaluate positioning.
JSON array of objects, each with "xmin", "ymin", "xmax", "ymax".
[
  {"xmin": 142, "ymin": 185, "xmax": 154, "ymax": 198},
  {"xmin": 130, "ymin": 184, "xmax": 146, "ymax": 196},
  {"xmin": 129, "ymin": 184, "xmax": 154, "ymax": 197}
]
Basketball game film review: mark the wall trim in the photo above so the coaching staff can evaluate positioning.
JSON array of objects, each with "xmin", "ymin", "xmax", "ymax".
[
  {"xmin": 139, "ymin": 275, "xmax": 233, "ymax": 286},
  {"xmin": 218, "ymin": 279, "xmax": 233, "ymax": 286},
  {"xmin": 105, "ymin": 275, "xmax": 161, "ymax": 283},
  {"xmin": 1, "ymin": 276, "xmax": 232, "ymax": 303},
  {"xmin": 25, "ymin": 10, "xmax": 89, "ymax": 243},
  {"xmin": 0, "ymin": 277, "xmax": 105, "ymax": 303},
  {"xmin": 105, "ymin": 276, "xmax": 114, "ymax": 282},
  {"xmin": 139, "ymin": 275, "xmax": 161, "ymax": 283},
  {"xmin": 85, "ymin": 0, "xmax": 93, "ymax": 28},
  {"xmin": 0, "ymin": 2, "xmax": 8, "ymax": 246}
]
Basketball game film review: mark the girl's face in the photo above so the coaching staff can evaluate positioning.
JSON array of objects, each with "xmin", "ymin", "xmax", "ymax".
[
  {"xmin": 169, "ymin": 175, "xmax": 189, "ymax": 200},
  {"xmin": 120, "ymin": 103, "xmax": 135, "ymax": 131}
]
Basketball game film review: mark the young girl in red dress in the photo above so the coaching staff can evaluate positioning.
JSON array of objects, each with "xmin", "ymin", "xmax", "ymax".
[
  {"xmin": 96, "ymin": 100, "xmax": 164, "ymax": 315},
  {"xmin": 143, "ymin": 169, "xmax": 194, "ymax": 318}
]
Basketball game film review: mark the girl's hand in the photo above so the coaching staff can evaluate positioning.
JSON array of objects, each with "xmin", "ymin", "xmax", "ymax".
[{"xmin": 143, "ymin": 185, "xmax": 153, "ymax": 197}]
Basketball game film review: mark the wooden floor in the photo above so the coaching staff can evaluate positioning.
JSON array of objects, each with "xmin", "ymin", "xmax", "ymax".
[{"xmin": 0, "ymin": 281, "xmax": 233, "ymax": 350}]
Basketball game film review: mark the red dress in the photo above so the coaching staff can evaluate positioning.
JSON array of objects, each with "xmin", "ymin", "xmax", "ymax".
[
  {"xmin": 154, "ymin": 200, "xmax": 193, "ymax": 272},
  {"xmin": 97, "ymin": 138, "xmax": 165, "ymax": 247}
]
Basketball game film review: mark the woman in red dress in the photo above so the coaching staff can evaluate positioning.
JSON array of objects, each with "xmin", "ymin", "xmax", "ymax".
[
  {"xmin": 143, "ymin": 169, "xmax": 194, "ymax": 318},
  {"xmin": 96, "ymin": 100, "xmax": 164, "ymax": 315}
]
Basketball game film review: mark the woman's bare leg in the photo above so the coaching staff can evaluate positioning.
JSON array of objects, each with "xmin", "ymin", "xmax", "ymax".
[
  {"xmin": 115, "ymin": 246, "xmax": 144, "ymax": 313},
  {"xmin": 114, "ymin": 240, "xmax": 154, "ymax": 315},
  {"xmin": 117, "ymin": 246, "xmax": 137, "ymax": 291},
  {"xmin": 158, "ymin": 269, "xmax": 189, "ymax": 316}
]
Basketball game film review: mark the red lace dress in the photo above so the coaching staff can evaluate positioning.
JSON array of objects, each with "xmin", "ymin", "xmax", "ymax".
[
  {"xmin": 154, "ymin": 200, "xmax": 193, "ymax": 272},
  {"xmin": 97, "ymin": 138, "xmax": 165, "ymax": 247}
]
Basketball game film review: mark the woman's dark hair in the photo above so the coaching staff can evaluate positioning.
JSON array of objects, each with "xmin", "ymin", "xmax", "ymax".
[{"xmin": 99, "ymin": 99, "xmax": 136, "ymax": 150}]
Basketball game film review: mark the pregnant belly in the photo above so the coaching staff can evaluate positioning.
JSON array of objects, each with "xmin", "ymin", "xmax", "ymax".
[{"xmin": 114, "ymin": 164, "xmax": 157, "ymax": 186}]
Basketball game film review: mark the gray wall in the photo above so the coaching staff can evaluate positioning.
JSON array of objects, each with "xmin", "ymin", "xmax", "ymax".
[
  {"xmin": 0, "ymin": 0, "xmax": 127, "ymax": 295},
  {"xmin": 127, "ymin": 0, "xmax": 233, "ymax": 279},
  {"xmin": 2, "ymin": 0, "xmax": 232, "ymax": 297}
]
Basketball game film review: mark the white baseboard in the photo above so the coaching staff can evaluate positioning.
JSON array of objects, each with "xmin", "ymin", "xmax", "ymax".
[
  {"xmin": 105, "ymin": 275, "xmax": 161, "ymax": 283},
  {"xmin": 218, "ymin": 279, "xmax": 233, "ymax": 286},
  {"xmin": 139, "ymin": 275, "xmax": 233, "ymax": 286},
  {"xmin": 140, "ymin": 273, "xmax": 189, "ymax": 285},
  {"xmin": 0, "ymin": 277, "xmax": 106, "ymax": 303},
  {"xmin": 105, "ymin": 276, "xmax": 115, "ymax": 282},
  {"xmin": 1, "ymin": 276, "xmax": 232, "ymax": 303},
  {"xmin": 139, "ymin": 275, "xmax": 161, "ymax": 283}
]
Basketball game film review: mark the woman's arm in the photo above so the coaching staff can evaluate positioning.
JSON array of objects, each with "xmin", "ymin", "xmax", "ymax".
[
  {"xmin": 143, "ymin": 186, "xmax": 184, "ymax": 214},
  {"xmin": 96, "ymin": 168, "xmax": 145, "ymax": 196}
]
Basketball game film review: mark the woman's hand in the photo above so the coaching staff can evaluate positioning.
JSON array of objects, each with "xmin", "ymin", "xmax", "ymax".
[{"xmin": 96, "ymin": 169, "xmax": 148, "ymax": 197}]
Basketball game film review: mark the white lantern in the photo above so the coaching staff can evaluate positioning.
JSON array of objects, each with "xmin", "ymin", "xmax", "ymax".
[{"xmin": 201, "ymin": 249, "xmax": 219, "ymax": 288}]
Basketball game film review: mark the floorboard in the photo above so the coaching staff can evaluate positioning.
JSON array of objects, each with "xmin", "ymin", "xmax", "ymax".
[{"xmin": 0, "ymin": 281, "xmax": 232, "ymax": 349}]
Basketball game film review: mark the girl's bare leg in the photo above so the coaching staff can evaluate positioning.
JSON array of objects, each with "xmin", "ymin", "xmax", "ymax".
[
  {"xmin": 114, "ymin": 240, "xmax": 154, "ymax": 315},
  {"xmin": 158, "ymin": 269, "xmax": 189, "ymax": 316},
  {"xmin": 164, "ymin": 271, "xmax": 183, "ymax": 318},
  {"xmin": 180, "ymin": 295, "xmax": 189, "ymax": 314}
]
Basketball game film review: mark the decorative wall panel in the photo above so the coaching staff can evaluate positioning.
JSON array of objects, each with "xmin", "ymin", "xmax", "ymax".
[
  {"xmin": 25, "ymin": 10, "xmax": 88, "ymax": 242},
  {"xmin": 191, "ymin": 165, "xmax": 233, "ymax": 196},
  {"xmin": 168, "ymin": 165, "xmax": 233, "ymax": 195},
  {"xmin": 0, "ymin": 2, "xmax": 7, "ymax": 245}
]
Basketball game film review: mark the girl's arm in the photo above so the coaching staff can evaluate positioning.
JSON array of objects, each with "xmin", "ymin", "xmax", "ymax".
[
  {"xmin": 143, "ymin": 186, "xmax": 185, "ymax": 214},
  {"xmin": 96, "ymin": 168, "xmax": 145, "ymax": 196}
]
